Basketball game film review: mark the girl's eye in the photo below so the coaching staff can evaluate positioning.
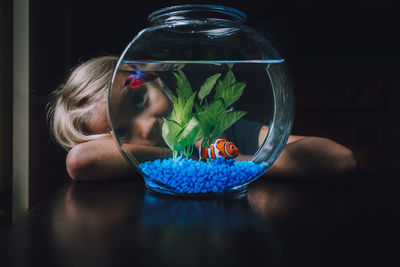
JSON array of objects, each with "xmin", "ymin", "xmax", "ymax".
[
  {"xmin": 131, "ymin": 89, "xmax": 147, "ymax": 110},
  {"xmin": 116, "ymin": 127, "xmax": 128, "ymax": 140}
]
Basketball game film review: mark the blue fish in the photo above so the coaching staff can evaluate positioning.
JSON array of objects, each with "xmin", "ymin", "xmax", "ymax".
[{"xmin": 124, "ymin": 65, "xmax": 158, "ymax": 87}]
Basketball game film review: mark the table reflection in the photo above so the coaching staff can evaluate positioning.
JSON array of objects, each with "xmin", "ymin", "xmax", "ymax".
[
  {"xmin": 51, "ymin": 183, "xmax": 142, "ymax": 267},
  {"xmin": 49, "ymin": 182, "xmax": 292, "ymax": 266},
  {"xmin": 47, "ymin": 179, "xmax": 358, "ymax": 267},
  {"xmin": 4, "ymin": 170, "xmax": 396, "ymax": 267}
]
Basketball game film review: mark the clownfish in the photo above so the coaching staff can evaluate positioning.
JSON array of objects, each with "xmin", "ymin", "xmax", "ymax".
[
  {"xmin": 200, "ymin": 139, "xmax": 239, "ymax": 160},
  {"xmin": 124, "ymin": 65, "xmax": 158, "ymax": 87}
]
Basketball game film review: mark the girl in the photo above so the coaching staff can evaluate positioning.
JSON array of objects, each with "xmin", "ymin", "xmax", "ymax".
[{"xmin": 48, "ymin": 56, "xmax": 357, "ymax": 181}]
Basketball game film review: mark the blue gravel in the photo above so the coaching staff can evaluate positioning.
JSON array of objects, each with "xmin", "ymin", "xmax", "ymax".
[{"xmin": 139, "ymin": 157, "xmax": 269, "ymax": 194}]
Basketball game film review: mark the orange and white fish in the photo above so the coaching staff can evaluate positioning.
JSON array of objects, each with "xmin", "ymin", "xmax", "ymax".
[{"xmin": 200, "ymin": 139, "xmax": 239, "ymax": 160}]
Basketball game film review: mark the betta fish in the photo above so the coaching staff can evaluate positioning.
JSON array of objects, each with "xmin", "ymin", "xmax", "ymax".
[
  {"xmin": 124, "ymin": 65, "xmax": 158, "ymax": 87},
  {"xmin": 200, "ymin": 139, "xmax": 239, "ymax": 160}
]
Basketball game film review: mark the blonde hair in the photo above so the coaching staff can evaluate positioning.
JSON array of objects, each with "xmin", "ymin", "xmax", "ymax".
[{"xmin": 48, "ymin": 56, "xmax": 118, "ymax": 151}]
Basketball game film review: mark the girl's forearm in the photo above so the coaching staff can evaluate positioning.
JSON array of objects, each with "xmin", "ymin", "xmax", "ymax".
[
  {"xmin": 264, "ymin": 137, "xmax": 357, "ymax": 177},
  {"xmin": 66, "ymin": 138, "xmax": 171, "ymax": 181}
]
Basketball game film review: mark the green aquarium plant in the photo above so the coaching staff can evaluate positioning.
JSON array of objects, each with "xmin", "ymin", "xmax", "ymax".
[{"xmin": 162, "ymin": 70, "xmax": 247, "ymax": 159}]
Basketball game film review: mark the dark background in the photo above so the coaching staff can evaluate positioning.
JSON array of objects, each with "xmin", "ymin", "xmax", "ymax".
[{"xmin": 4, "ymin": 0, "xmax": 400, "ymax": 212}]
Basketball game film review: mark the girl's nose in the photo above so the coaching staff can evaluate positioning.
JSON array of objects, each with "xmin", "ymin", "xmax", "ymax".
[{"xmin": 140, "ymin": 117, "xmax": 159, "ymax": 140}]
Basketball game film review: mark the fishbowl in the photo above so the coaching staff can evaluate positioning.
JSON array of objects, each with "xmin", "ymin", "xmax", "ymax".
[{"xmin": 108, "ymin": 5, "xmax": 294, "ymax": 197}]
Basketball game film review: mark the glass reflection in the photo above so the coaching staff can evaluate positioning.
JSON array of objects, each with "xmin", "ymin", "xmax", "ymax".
[
  {"xmin": 141, "ymin": 192, "xmax": 265, "ymax": 230},
  {"xmin": 139, "ymin": 191, "xmax": 278, "ymax": 266}
]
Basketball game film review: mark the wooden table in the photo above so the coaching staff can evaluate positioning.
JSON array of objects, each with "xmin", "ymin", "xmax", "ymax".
[{"xmin": 1, "ymin": 170, "xmax": 399, "ymax": 267}]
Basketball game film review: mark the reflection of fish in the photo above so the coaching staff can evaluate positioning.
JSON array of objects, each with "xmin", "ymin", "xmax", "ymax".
[
  {"xmin": 124, "ymin": 65, "xmax": 158, "ymax": 87},
  {"xmin": 200, "ymin": 139, "xmax": 239, "ymax": 160}
]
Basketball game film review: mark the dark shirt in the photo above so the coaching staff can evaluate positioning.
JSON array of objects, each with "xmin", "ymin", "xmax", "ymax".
[{"xmin": 225, "ymin": 119, "xmax": 263, "ymax": 155}]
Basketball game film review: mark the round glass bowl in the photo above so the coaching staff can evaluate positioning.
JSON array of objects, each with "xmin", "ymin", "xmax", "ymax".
[{"xmin": 108, "ymin": 5, "xmax": 294, "ymax": 197}]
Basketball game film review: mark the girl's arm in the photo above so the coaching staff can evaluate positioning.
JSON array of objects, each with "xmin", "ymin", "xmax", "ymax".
[
  {"xmin": 66, "ymin": 138, "xmax": 171, "ymax": 181},
  {"xmin": 258, "ymin": 126, "xmax": 358, "ymax": 177},
  {"xmin": 67, "ymin": 127, "xmax": 357, "ymax": 181}
]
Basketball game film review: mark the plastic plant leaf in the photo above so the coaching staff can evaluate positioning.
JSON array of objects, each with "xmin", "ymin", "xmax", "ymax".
[
  {"xmin": 215, "ymin": 70, "xmax": 236, "ymax": 99},
  {"xmin": 197, "ymin": 112, "xmax": 213, "ymax": 146},
  {"xmin": 176, "ymin": 116, "xmax": 202, "ymax": 146},
  {"xmin": 224, "ymin": 69, "xmax": 236, "ymax": 85},
  {"xmin": 181, "ymin": 92, "xmax": 196, "ymax": 125},
  {"xmin": 219, "ymin": 110, "xmax": 247, "ymax": 134},
  {"xmin": 198, "ymin": 73, "xmax": 221, "ymax": 101},
  {"xmin": 169, "ymin": 97, "xmax": 183, "ymax": 124},
  {"xmin": 200, "ymin": 98, "xmax": 225, "ymax": 128},
  {"xmin": 221, "ymin": 82, "xmax": 246, "ymax": 108},
  {"xmin": 162, "ymin": 118, "xmax": 184, "ymax": 153},
  {"xmin": 163, "ymin": 69, "xmax": 247, "ymax": 157},
  {"xmin": 169, "ymin": 91, "xmax": 196, "ymax": 126},
  {"xmin": 195, "ymin": 102, "xmax": 204, "ymax": 113},
  {"xmin": 174, "ymin": 70, "xmax": 192, "ymax": 100},
  {"xmin": 197, "ymin": 98, "xmax": 226, "ymax": 145},
  {"xmin": 211, "ymin": 98, "xmax": 227, "ymax": 130}
]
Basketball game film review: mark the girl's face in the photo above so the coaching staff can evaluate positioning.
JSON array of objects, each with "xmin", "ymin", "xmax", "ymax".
[
  {"xmin": 124, "ymin": 81, "xmax": 171, "ymax": 146},
  {"xmin": 105, "ymin": 70, "xmax": 172, "ymax": 146}
]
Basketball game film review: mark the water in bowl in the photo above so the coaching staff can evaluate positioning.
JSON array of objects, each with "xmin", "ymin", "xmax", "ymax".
[{"xmin": 109, "ymin": 60, "xmax": 290, "ymax": 196}]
